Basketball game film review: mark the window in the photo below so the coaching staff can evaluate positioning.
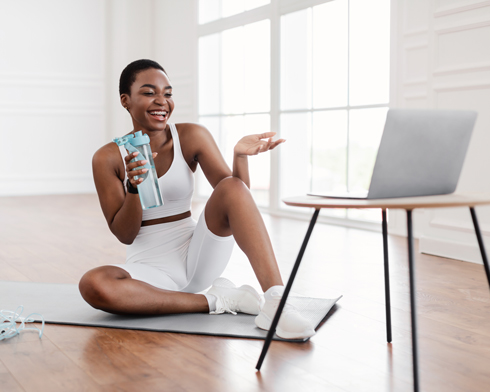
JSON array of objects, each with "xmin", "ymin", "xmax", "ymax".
[
  {"xmin": 198, "ymin": 20, "xmax": 271, "ymax": 206},
  {"xmin": 197, "ymin": 0, "xmax": 390, "ymax": 223},
  {"xmin": 199, "ymin": 0, "xmax": 271, "ymax": 24},
  {"xmin": 279, "ymin": 0, "xmax": 390, "ymax": 222}
]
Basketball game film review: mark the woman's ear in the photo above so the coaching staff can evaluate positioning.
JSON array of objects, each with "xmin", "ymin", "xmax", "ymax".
[{"xmin": 120, "ymin": 94, "xmax": 130, "ymax": 111}]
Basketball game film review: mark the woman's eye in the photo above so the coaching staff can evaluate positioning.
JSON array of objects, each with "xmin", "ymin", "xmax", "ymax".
[
  {"xmin": 143, "ymin": 91, "xmax": 154, "ymax": 95},
  {"xmin": 165, "ymin": 93, "xmax": 173, "ymax": 98}
]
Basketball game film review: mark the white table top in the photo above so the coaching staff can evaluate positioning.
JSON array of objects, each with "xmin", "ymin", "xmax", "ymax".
[{"xmin": 282, "ymin": 193, "xmax": 490, "ymax": 210}]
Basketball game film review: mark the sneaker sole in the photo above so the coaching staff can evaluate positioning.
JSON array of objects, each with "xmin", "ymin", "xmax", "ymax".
[{"xmin": 255, "ymin": 312, "xmax": 316, "ymax": 340}]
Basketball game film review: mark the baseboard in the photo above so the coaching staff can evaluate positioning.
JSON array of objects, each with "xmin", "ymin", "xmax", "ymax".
[{"xmin": 419, "ymin": 236, "xmax": 484, "ymax": 265}]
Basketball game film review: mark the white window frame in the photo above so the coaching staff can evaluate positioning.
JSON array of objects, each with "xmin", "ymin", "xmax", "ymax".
[{"xmin": 196, "ymin": 0, "xmax": 392, "ymax": 232}]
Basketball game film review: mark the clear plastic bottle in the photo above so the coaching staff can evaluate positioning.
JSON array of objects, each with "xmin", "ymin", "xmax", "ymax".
[{"xmin": 113, "ymin": 131, "xmax": 163, "ymax": 210}]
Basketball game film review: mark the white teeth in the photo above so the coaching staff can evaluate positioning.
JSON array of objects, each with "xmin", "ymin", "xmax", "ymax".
[{"xmin": 150, "ymin": 111, "xmax": 166, "ymax": 116}]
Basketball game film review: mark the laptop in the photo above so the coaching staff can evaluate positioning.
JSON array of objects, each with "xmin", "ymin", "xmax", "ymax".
[{"xmin": 308, "ymin": 109, "xmax": 478, "ymax": 199}]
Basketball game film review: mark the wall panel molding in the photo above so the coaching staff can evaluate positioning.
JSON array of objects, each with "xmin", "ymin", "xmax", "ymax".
[
  {"xmin": 0, "ymin": 174, "xmax": 95, "ymax": 196},
  {"xmin": 433, "ymin": 63, "xmax": 490, "ymax": 75},
  {"xmin": 434, "ymin": 19, "xmax": 490, "ymax": 33},
  {"xmin": 429, "ymin": 217, "xmax": 490, "ymax": 234},
  {"xmin": 0, "ymin": 105, "xmax": 104, "ymax": 116},
  {"xmin": 434, "ymin": 0, "xmax": 490, "ymax": 18},
  {"xmin": 0, "ymin": 72, "xmax": 103, "ymax": 87},
  {"xmin": 404, "ymin": 28, "xmax": 429, "ymax": 37},
  {"xmin": 433, "ymin": 81, "xmax": 490, "ymax": 91}
]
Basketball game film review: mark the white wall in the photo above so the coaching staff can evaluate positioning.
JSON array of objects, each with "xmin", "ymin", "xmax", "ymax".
[
  {"xmin": 0, "ymin": 0, "xmax": 107, "ymax": 195},
  {"xmin": 153, "ymin": 0, "xmax": 199, "ymax": 125},
  {"xmin": 389, "ymin": 0, "xmax": 490, "ymax": 264},
  {"xmin": 0, "ymin": 0, "xmax": 161, "ymax": 196}
]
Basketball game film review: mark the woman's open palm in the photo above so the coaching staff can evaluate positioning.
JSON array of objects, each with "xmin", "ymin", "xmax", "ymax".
[{"xmin": 234, "ymin": 132, "xmax": 285, "ymax": 157}]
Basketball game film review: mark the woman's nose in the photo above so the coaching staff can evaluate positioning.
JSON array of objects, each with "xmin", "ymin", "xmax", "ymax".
[{"xmin": 154, "ymin": 94, "xmax": 166, "ymax": 106}]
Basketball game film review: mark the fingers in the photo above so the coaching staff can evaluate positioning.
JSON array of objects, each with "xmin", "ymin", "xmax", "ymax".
[
  {"xmin": 257, "ymin": 131, "xmax": 276, "ymax": 140},
  {"xmin": 269, "ymin": 138, "xmax": 286, "ymax": 150},
  {"xmin": 257, "ymin": 138, "xmax": 286, "ymax": 153},
  {"xmin": 124, "ymin": 152, "xmax": 149, "ymax": 185}
]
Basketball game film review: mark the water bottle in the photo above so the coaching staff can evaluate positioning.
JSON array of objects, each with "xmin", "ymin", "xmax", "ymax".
[{"xmin": 113, "ymin": 131, "xmax": 163, "ymax": 210}]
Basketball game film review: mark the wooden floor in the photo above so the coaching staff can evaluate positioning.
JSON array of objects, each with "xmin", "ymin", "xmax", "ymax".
[{"xmin": 1, "ymin": 194, "xmax": 490, "ymax": 392}]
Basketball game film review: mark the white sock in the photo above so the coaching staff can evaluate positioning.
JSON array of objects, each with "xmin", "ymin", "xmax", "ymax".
[{"xmin": 204, "ymin": 294, "xmax": 217, "ymax": 312}]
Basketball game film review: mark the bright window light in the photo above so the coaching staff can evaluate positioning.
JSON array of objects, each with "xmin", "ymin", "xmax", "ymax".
[
  {"xmin": 199, "ymin": 0, "xmax": 270, "ymax": 24},
  {"xmin": 198, "ymin": 20, "xmax": 271, "ymax": 206}
]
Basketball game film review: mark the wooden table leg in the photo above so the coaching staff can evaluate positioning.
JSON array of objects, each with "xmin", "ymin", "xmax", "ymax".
[
  {"xmin": 381, "ymin": 209, "xmax": 392, "ymax": 343},
  {"xmin": 256, "ymin": 209, "xmax": 320, "ymax": 371},
  {"xmin": 406, "ymin": 210, "xmax": 420, "ymax": 392}
]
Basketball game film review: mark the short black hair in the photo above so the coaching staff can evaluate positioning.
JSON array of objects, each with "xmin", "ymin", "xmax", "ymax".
[{"xmin": 119, "ymin": 59, "xmax": 167, "ymax": 96}]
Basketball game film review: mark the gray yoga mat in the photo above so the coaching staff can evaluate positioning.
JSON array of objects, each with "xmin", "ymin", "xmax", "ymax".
[{"xmin": 0, "ymin": 281, "xmax": 342, "ymax": 342}]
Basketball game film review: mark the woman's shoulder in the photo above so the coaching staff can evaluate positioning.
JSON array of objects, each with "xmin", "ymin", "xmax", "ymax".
[
  {"xmin": 93, "ymin": 141, "xmax": 121, "ymax": 162},
  {"xmin": 175, "ymin": 122, "xmax": 209, "ymax": 134},
  {"xmin": 93, "ymin": 141, "xmax": 125, "ymax": 179},
  {"xmin": 174, "ymin": 122, "xmax": 218, "ymax": 157},
  {"xmin": 175, "ymin": 122, "xmax": 214, "ymax": 142}
]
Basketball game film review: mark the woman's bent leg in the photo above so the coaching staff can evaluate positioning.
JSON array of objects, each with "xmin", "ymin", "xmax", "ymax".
[
  {"xmin": 204, "ymin": 176, "xmax": 283, "ymax": 292},
  {"xmin": 79, "ymin": 265, "xmax": 209, "ymax": 315}
]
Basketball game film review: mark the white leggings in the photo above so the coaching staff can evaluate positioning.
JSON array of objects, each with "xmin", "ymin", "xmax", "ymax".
[{"xmin": 111, "ymin": 211, "xmax": 235, "ymax": 293}]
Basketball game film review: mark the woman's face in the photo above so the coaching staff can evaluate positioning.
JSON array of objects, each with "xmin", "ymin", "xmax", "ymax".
[{"xmin": 121, "ymin": 68, "xmax": 174, "ymax": 133}]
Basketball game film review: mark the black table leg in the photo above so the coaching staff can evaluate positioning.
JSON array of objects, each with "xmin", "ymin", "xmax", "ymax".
[
  {"xmin": 382, "ymin": 209, "xmax": 392, "ymax": 343},
  {"xmin": 406, "ymin": 210, "xmax": 420, "ymax": 392},
  {"xmin": 469, "ymin": 207, "xmax": 490, "ymax": 290},
  {"xmin": 256, "ymin": 208, "xmax": 320, "ymax": 371}
]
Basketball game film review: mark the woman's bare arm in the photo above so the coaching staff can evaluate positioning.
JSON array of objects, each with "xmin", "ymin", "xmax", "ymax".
[
  {"xmin": 92, "ymin": 144, "xmax": 144, "ymax": 244},
  {"xmin": 179, "ymin": 124, "xmax": 284, "ymax": 190},
  {"xmin": 179, "ymin": 123, "xmax": 233, "ymax": 188}
]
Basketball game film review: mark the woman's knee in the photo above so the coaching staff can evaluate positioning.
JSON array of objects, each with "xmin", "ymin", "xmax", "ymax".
[
  {"xmin": 214, "ymin": 176, "xmax": 250, "ymax": 201},
  {"xmin": 79, "ymin": 266, "xmax": 128, "ymax": 309}
]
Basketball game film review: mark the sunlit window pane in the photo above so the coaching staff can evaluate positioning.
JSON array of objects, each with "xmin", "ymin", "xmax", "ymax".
[
  {"xmin": 279, "ymin": 112, "xmax": 311, "ymax": 208},
  {"xmin": 312, "ymin": 0, "xmax": 348, "ymax": 108},
  {"xmin": 222, "ymin": 27, "xmax": 245, "ymax": 114},
  {"xmin": 221, "ymin": 115, "xmax": 270, "ymax": 205},
  {"xmin": 245, "ymin": 0, "xmax": 270, "ymax": 11},
  {"xmin": 200, "ymin": 0, "xmax": 270, "ymax": 23},
  {"xmin": 348, "ymin": 107, "xmax": 388, "ymax": 192},
  {"xmin": 199, "ymin": 34, "xmax": 220, "ymax": 115},
  {"xmin": 245, "ymin": 114, "xmax": 271, "ymax": 206},
  {"xmin": 199, "ymin": 0, "xmax": 220, "ymax": 24},
  {"xmin": 222, "ymin": 0, "xmax": 245, "ymax": 18},
  {"xmin": 244, "ymin": 20, "xmax": 270, "ymax": 113},
  {"xmin": 312, "ymin": 110, "xmax": 348, "ymax": 218},
  {"xmin": 349, "ymin": 0, "xmax": 390, "ymax": 105},
  {"xmin": 280, "ymin": 9, "xmax": 310, "ymax": 111},
  {"xmin": 222, "ymin": 115, "xmax": 245, "ymax": 165},
  {"xmin": 311, "ymin": 110, "xmax": 347, "ymax": 194},
  {"xmin": 197, "ymin": 116, "xmax": 222, "ymax": 197},
  {"xmin": 347, "ymin": 208, "xmax": 381, "ymax": 222}
]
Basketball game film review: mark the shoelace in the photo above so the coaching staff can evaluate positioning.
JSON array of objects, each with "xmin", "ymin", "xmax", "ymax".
[{"xmin": 218, "ymin": 297, "xmax": 239, "ymax": 315}]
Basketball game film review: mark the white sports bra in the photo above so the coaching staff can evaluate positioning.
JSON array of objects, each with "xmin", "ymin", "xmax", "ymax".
[{"xmin": 118, "ymin": 123, "xmax": 195, "ymax": 220}]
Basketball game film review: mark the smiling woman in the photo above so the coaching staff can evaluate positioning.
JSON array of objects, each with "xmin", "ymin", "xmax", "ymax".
[{"xmin": 77, "ymin": 59, "xmax": 316, "ymax": 340}]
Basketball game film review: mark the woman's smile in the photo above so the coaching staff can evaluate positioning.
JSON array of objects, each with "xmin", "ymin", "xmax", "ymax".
[{"xmin": 148, "ymin": 110, "xmax": 168, "ymax": 121}]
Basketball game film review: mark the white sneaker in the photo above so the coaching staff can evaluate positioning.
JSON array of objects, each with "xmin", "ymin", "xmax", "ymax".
[
  {"xmin": 206, "ymin": 277, "xmax": 262, "ymax": 315},
  {"xmin": 255, "ymin": 286, "xmax": 316, "ymax": 340}
]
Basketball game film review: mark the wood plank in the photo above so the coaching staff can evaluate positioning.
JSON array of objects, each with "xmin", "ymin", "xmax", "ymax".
[
  {"xmin": 0, "ymin": 359, "xmax": 24, "ymax": 392},
  {"xmin": 43, "ymin": 325, "xmax": 168, "ymax": 386},
  {"xmin": 0, "ymin": 337, "xmax": 105, "ymax": 391},
  {"xmin": 1, "ymin": 194, "xmax": 490, "ymax": 391}
]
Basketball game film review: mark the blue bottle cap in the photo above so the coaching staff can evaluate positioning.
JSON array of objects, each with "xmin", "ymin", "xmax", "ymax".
[{"xmin": 130, "ymin": 131, "xmax": 150, "ymax": 146}]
